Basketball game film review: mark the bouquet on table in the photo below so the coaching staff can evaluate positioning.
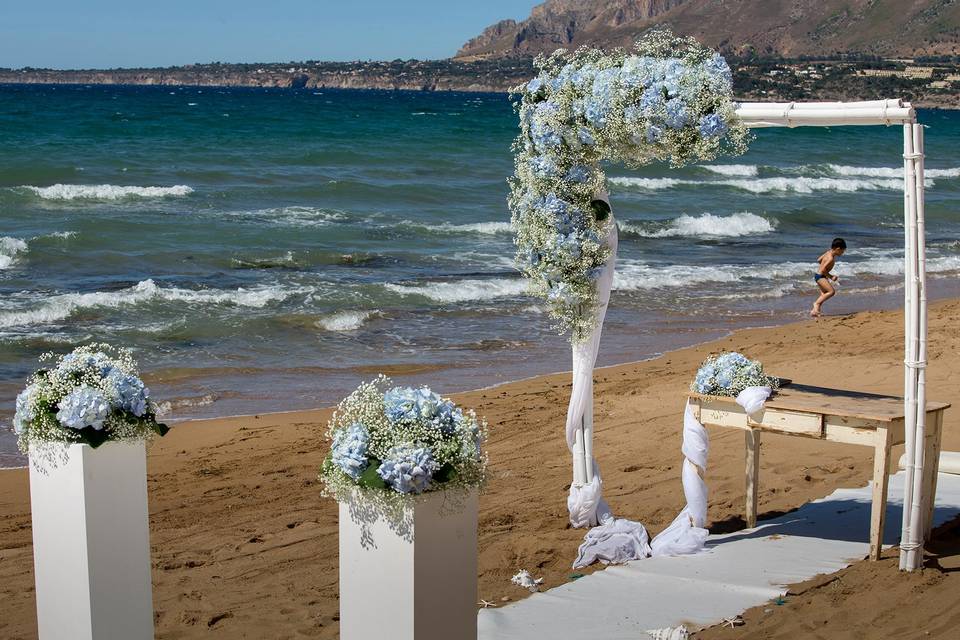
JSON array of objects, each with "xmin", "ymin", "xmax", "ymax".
[
  {"xmin": 691, "ymin": 351, "xmax": 779, "ymax": 398},
  {"xmin": 13, "ymin": 344, "xmax": 168, "ymax": 457},
  {"xmin": 320, "ymin": 376, "xmax": 487, "ymax": 505}
]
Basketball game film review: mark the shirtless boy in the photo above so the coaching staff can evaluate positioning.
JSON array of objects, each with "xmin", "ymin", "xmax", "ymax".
[{"xmin": 811, "ymin": 237, "xmax": 846, "ymax": 317}]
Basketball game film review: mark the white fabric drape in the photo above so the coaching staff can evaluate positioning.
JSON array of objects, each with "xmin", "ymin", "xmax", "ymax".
[
  {"xmin": 650, "ymin": 402, "xmax": 710, "ymax": 555},
  {"xmin": 566, "ymin": 196, "xmax": 618, "ymax": 528}
]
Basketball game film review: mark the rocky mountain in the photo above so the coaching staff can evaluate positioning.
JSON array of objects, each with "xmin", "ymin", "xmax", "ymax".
[{"xmin": 456, "ymin": 0, "xmax": 960, "ymax": 59}]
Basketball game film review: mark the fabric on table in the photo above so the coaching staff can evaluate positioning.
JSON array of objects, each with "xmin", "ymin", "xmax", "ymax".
[{"xmin": 735, "ymin": 386, "xmax": 772, "ymax": 415}]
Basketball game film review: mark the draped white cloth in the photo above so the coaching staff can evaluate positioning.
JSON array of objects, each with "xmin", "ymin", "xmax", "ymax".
[
  {"xmin": 649, "ymin": 402, "xmax": 710, "ymax": 556},
  {"xmin": 574, "ymin": 386, "xmax": 773, "ymax": 567},
  {"xmin": 565, "ymin": 196, "xmax": 618, "ymax": 528}
]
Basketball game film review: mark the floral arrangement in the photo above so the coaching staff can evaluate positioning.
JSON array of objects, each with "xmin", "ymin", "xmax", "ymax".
[
  {"xmin": 320, "ymin": 376, "xmax": 487, "ymax": 504},
  {"xmin": 509, "ymin": 30, "xmax": 750, "ymax": 340},
  {"xmin": 13, "ymin": 344, "xmax": 168, "ymax": 454},
  {"xmin": 691, "ymin": 352, "xmax": 779, "ymax": 397}
]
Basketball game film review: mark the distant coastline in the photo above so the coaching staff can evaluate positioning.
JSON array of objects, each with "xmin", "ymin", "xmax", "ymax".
[{"xmin": 3, "ymin": 56, "xmax": 960, "ymax": 108}]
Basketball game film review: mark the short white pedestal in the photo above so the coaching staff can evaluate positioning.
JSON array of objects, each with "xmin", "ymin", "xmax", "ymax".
[
  {"xmin": 29, "ymin": 441, "xmax": 154, "ymax": 640},
  {"xmin": 339, "ymin": 488, "xmax": 478, "ymax": 640}
]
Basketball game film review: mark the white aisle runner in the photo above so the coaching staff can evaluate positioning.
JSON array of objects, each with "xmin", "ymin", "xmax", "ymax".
[{"xmin": 478, "ymin": 471, "xmax": 960, "ymax": 639}]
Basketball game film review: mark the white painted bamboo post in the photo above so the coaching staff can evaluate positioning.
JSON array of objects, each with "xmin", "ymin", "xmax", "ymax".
[
  {"xmin": 899, "ymin": 123, "xmax": 918, "ymax": 571},
  {"xmin": 906, "ymin": 123, "xmax": 930, "ymax": 571}
]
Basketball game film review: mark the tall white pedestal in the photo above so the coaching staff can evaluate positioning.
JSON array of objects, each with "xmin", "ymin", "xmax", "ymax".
[
  {"xmin": 339, "ymin": 488, "xmax": 478, "ymax": 640},
  {"xmin": 29, "ymin": 441, "xmax": 154, "ymax": 640}
]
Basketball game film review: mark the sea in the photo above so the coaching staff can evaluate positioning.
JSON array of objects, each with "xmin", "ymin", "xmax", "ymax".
[{"xmin": 2, "ymin": 84, "xmax": 959, "ymax": 467}]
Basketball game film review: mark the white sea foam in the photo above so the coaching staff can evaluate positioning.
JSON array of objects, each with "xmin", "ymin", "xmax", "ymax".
[
  {"xmin": 316, "ymin": 310, "xmax": 377, "ymax": 332},
  {"xmin": 440, "ymin": 221, "xmax": 513, "ymax": 235},
  {"xmin": 700, "ymin": 164, "xmax": 759, "ymax": 177},
  {"xmin": 230, "ymin": 206, "xmax": 346, "ymax": 227},
  {"xmin": 609, "ymin": 177, "xmax": 683, "ymax": 190},
  {"xmin": 828, "ymin": 164, "xmax": 960, "ymax": 179},
  {"xmin": 44, "ymin": 231, "xmax": 77, "ymax": 239},
  {"xmin": 610, "ymin": 175, "xmax": 922, "ymax": 193},
  {"xmin": 0, "ymin": 279, "xmax": 304, "ymax": 329},
  {"xmin": 0, "ymin": 236, "xmax": 28, "ymax": 269},
  {"xmin": 22, "ymin": 184, "xmax": 194, "ymax": 200},
  {"xmin": 385, "ymin": 278, "xmax": 528, "ymax": 303},
  {"xmin": 622, "ymin": 212, "xmax": 775, "ymax": 238}
]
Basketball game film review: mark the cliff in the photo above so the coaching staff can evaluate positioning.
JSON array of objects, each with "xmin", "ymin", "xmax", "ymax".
[{"xmin": 456, "ymin": 0, "xmax": 960, "ymax": 59}]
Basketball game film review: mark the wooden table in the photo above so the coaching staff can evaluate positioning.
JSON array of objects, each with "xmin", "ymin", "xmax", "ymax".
[{"xmin": 688, "ymin": 383, "xmax": 950, "ymax": 560}]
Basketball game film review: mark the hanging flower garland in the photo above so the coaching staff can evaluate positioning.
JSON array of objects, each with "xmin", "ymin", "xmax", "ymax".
[{"xmin": 509, "ymin": 30, "xmax": 751, "ymax": 341}]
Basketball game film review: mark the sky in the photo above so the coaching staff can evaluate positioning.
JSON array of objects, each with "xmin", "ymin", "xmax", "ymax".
[{"xmin": 0, "ymin": 1, "xmax": 537, "ymax": 69}]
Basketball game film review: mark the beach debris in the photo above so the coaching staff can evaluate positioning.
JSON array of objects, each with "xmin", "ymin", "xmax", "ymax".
[
  {"xmin": 721, "ymin": 615, "xmax": 745, "ymax": 629},
  {"xmin": 645, "ymin": 625, "xmax": 689, "ymax": 640},
  {"xmin": 478, "ymin": 599, "xmax": 495, "ymax": 608},
  {"xmin": 511, "ymin": 570, "xmax": 543, "ymax": 593},
  {"xmin": 569, "ymin": 572, "xmax": 585, "ymax": 581}
]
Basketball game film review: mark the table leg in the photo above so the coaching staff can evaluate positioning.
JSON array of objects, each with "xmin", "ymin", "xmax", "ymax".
[
  {"xmin": 869, "ymin": 427, "xmax": 891, "ymax": 561},
  {"xmin": 922, "ymin": 410, "xmax": 944, "ymax": 542},
  {"xmin": 745, "ymin": 429, "xmax": 760, "ymax": 529}
]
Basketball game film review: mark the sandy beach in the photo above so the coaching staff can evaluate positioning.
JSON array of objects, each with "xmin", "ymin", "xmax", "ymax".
[{"xmin": 1, "ymin": 299, "xmax": 957, "ymax": 639}]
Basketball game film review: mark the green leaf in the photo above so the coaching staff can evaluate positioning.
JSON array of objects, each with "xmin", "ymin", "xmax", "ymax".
[
  {"xmin": 357, "ymin": 460, "xmax": 386, "ymax": 489},
  {"xmin": 152, "ymin": 422, "xmax": 170, "ymax": 437},
  {"xmin": 590, "ymin": 199, "xmax": 611, "ymax": 222},
  {"xmin": 76, "ymin": 427, "xmax": 110, "ymax": 448},
  {"xmin": 433, "ymin": 463, "xmax": 455, "ymax": 484}
]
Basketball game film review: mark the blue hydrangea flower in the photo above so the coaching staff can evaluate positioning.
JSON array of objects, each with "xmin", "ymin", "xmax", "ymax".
[
  {"xmin": 578, "ymin": 127, "xmax": 596, "ymax": 147},
  {"xmin": 332, "ymin": 422, "xmax": 370, "ymax": 480},
  {"xmin": 664, "ymin": 98, "xmax": 689, "ymax": 129},
  {"xmin": 565, "ymin": 165, "xmax": 591, "ymax": 183},
  {"xmin": 56, "ymin": 386, "xmax": 111, "ymax": 431},
  {"xmin": 384, "ymin": 386, "xmax": 461, "ymax": 433},
  {"xmin": 377, "ymin": 445, "xmax": 437, "ymax": 494},
  {"xmin": 57, "ymin": 352, "xmax": 114, "ymax": 378},
  {"xmin": 547, "ymin": 282, "xmax": 575, "ymax": 305},
  {"xmin": 639, "ymin": 83, "xmax": 665, "ymax": 115},
  {"xmin": 13, "ymin": 384, "xmax": 39, "ymax": 435},
  {"xmin": 661, "ymin": 59, "xmax": 686, "ymax": 96},
  {"xmin": 529, "ymin": 155, "xmax": 559, "ymax": 177},
  {"xmin": 526, "ymin": 77, "xmax": 545, "ymax": 95},
  {"xmin": 699, "ymin": 113, "xmax": 728, "ymax": 138},
  {"xmin": 540, "ymin": 193, "xmax": 570, "ymax": 217},
  {"xmin": 704, "ymin": 53, "xmax": 733, "ymax": 88},
  {"xmin": 620, "ymin": 55, "xmax": 657, "ymax": 88},
  {"xmin": 104, "ymin": 369, "xmax": 150, "ymax": 417},
  {"xmin": 715, "ymin": 366, "xmax": 735, "ymax": 389},
  {"xmin": 646, "ymin": 125, "xmax": 664, "ymax": 143}
]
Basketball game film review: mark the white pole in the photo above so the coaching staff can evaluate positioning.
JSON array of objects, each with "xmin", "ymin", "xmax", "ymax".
[
  {"xmin": 899, "ymin": 123, "xmax": 919, "ymax": 570},
  {"xmin": 906, "ymin": 123, "xmax": 929, "ymax": 570}
]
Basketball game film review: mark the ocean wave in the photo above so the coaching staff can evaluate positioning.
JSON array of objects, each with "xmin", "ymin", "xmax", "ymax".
[
  {"xmin": 828, "ymin": 164, "xmax": 960, "ymax": 179},
  {"xmin": 231, "ymin": 251, "xmax": 299, "ymax": 269},
  {"xmin": 385, "ymin": 278, "xmax": 528, "ymax": 303},
  {"xmin": 0, "ymin": 279, "xmax": 305, "ymax": 329},
  {"xmin": 622, "ymin": 212, "xmax": 775, "ymax": 238},
  {"xmin": 439, "ymin": 221, "xmax": 513, "ymax": 235},
  {"xmin": 610, "ymin": 175, "xmax": 928, "ymax": 193},
  {"xmin": 20, "ymin": 184, "xmax": 194, "ymax": 200},
  {"xmin": 228, "ymin": 206, "xmax": 347, "ymax": 227},
  {"xmin": 700, "ymin": 164, "xmax": 759, "ymax": 177},
  {"xmin": 315, "ymin": 310, "xmax": 378, "ymax": 332},
  {"xmin": 0, "ymin": 236, "xmax": 28, "ymax": 269},
  {"xmin": 395, "ymin": 220, "xmax": 513, "ymax": 236}
]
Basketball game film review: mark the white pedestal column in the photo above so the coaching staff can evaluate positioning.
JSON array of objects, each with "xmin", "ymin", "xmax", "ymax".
[
  {"xmin": 339, "ymin": 488, "xmax": 478, "ymax": 640},
  {"xmin": 29, "ymin": 441, "xmax": 154, "ymax": 640}
]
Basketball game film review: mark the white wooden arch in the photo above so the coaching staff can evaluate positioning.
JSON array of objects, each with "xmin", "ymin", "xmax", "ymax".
[{"xmin": 574, "ymin": 98, "xmax": 932, "ymax": 571}]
